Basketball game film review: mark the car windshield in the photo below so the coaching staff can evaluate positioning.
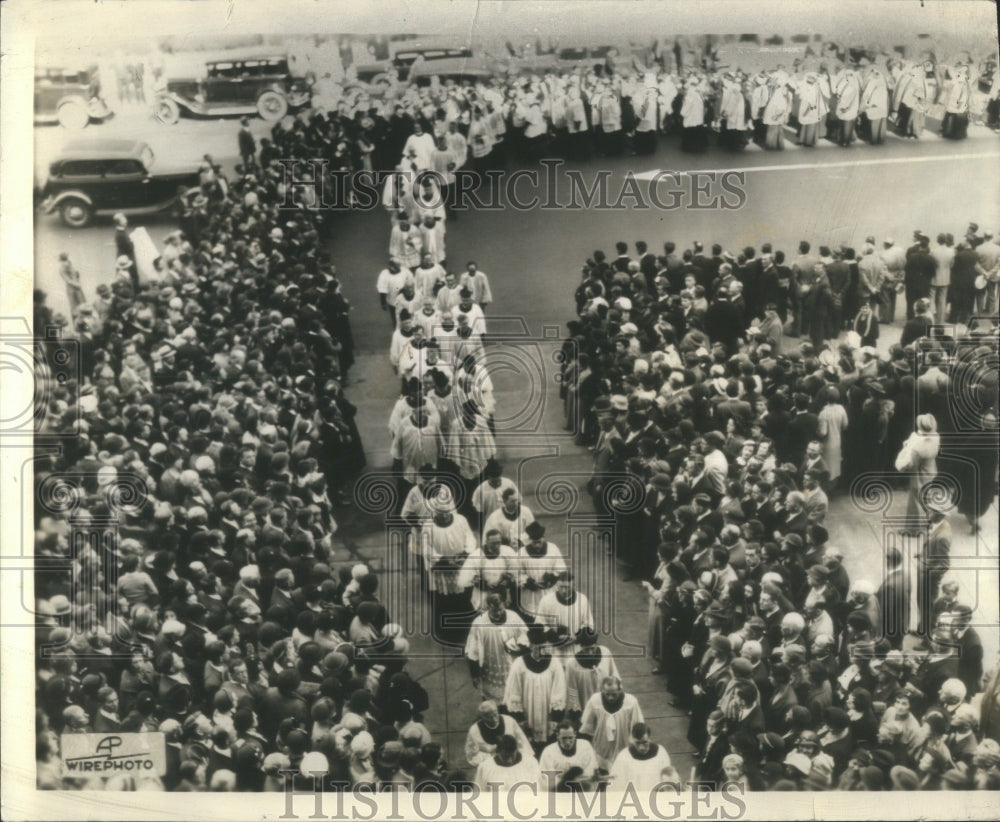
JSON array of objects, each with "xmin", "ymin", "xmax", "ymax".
[{"xmin": 140, "ymin": 145, "xmax": 155, "ymax": 171}]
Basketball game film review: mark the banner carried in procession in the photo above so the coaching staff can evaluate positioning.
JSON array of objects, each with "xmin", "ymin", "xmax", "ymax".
[
  {"xmin": 130, "ymin": 226, "xmax": 160, "ymax": 287},
  {"xmin": 61, "ymin": 733, "xmax": 167, "ymax": 776}
]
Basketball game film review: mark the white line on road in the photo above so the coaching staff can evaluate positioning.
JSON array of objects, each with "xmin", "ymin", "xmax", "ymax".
[{"xmin": 631, "ymin": 150, "xmax": 1000, "ymax": 180}]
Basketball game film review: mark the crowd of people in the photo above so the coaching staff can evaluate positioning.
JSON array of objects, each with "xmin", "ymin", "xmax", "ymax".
[
  {"xmin": 556, "ymin": 230, "xmax": 999, "ymax": 791},
  {"xmin": 32, "ymin": 147, "xmax": 408, "ymax": 791},
  {"xmin": 266, "ymin": 42, "xmax": 1000, "ymax": 185},
  {"xmin": 27, "ymin": 30, "xmax": 1000, "ymax": 798}
]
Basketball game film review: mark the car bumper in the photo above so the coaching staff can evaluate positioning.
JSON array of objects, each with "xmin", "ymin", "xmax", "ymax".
[{"xmin": 40, "ymin": 196, "xmax": 56, "ymax": 214}]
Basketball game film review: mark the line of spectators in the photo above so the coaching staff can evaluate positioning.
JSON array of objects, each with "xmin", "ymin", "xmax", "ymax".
[
  {"xmin": 555, "ymin": 232, "xmax": 999, "ymax": 790},
  {"xmin": 29, "ymin": 152, "xmax": 469, "ymax": 792}
]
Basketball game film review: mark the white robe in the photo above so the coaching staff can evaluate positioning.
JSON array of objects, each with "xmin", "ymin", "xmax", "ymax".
[
  {"xmin": 502, "ymin": 655, "xmax": 567, "ymax": 743},
  {"xmin": 414, "ymin": 263, "xmax": 446, "ymax": 298},
  {"xmin": 472, "ymin": 477, "xmax": 518, "ymax": 521},
  {"xmin": 796, "ymin": 78, "xmax": 828, "ymax": 125},
  {"xmin": 401, "ymin": 131, "xmax": 436, "ymax": 171},
  {"xmin": 389, "ymin": 416, "xmax": 441, "ymax": 483},
  {"xmin": 680, "ymin": 89, "xmax": 704, "ymax": 127},
  {"xmin": 719, "ymin": 83, "xmax": 746, "ymax": 130},
  {"xmin": 861, "ymin": 73, "xmax": 889, "ymax": 119},
  {"xmin": 483, "ymin": 506, "xmax": 535, "ymax": 549},
  {"xmin": 457, "ymin": 546, "xmax": 520, "ymax": 612},
  {"xmin": 388, "ymin": 394, "xmax": 439, "ymax": 440},
  {"xmin": 534, "ymin": 591, "xmax": 595, "ymax": 646},
  {"xmin": 466, "ymin": 714, "xmax": 532, "ymax": 766},
  {"xmin": 539, "ymin": 739, "xmax": 599, "ymax": 791},
  {"xmin": 464, "ymin": 609, "xmax": 528, "ymax": 700},
  {"xmin": 474, "ymin": 753, "xmax": 542, "ymax": 792},
  {"xmin": 564, "ymin": 647, "xmax": 622, "ymax": 713},
  {"xmin": 607, "ymin": 743, "xmax": 679, "ymax": 792},
  {"xmin": 419, "ymin": 515, "xmax": 477, "ymax": 594},
  {"xmin": 835, "ymin": 71, "xmax": 861, "ymax": 120},
  {"xmin": 516, "ymin": 544, "xmax": 567, "ymax": 618},
  {"xmin": 579, "ymin": 692, "xmax": 644, "ymax": 770},
  {"xmin": 450, "ymin": 414, "xmax": 496, "ymax": 481}
]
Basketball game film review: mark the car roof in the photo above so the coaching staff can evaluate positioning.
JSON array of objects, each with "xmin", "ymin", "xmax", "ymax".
[
  {"xmin": 36, "ymin": 64, "xmax": 99, "ymax": 75},
  {"xmin": 55, "ymin": 139, "xmax": 149, "ymax": 162},
  {"xmin": 207, "ymin": 54, "xmax": 287, "ymax": 68}
]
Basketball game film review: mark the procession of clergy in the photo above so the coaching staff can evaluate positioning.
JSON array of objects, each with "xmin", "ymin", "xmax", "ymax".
[
  {"xmin": 325, "ymin": 45, "xmax": 995, "ymax": 176},
  {"xmin": 378, "ymin": 173, "xmax": 677, "ymax": 794}
]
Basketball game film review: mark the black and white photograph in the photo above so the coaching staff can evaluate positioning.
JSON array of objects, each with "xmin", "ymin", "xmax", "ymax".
[{"xmin": 1, "ymin": 1, "xmax": 999, "ymax": 819}]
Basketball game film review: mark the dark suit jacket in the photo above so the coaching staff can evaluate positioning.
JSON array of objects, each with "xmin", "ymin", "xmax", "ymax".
[
  {"xmin": 785, "ymin": 412, "xmax": 819, "ymax": 463},
  {"xmin": 728, "ymin": 703, "xmax": 766, "ymax": 738},
  {"xmin": 876, "ymin": 567, "xmax": 912, "ymax": 647},
  {"xmin": 957, "ymin": 628, "xmax": 984, "ymax": 696}
]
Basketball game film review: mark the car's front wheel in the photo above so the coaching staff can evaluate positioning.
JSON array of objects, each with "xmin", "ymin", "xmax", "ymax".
[
  {"xmin": 154, "ymin": 97, "xmax": 181, "ymax": 125},
  {"xmin": 257, "ymin": 90, "xmax": 288, "ymax": 121},
  {"xmin": 59, "ymin": 198, "xmax": 93, "ymax": 229},
  {"xmin": 57, "ymin": 100, "xmax": 90, "ymax": 130}
]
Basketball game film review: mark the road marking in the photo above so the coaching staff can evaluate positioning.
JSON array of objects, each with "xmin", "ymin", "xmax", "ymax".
[{"xmin": 631, "ymin": 150, "xmax": 1000, "ymax": 180}]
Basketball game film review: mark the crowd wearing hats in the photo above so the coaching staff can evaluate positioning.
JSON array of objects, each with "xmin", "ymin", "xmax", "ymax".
[
  {"xmin": 27, "ymin": 31, "xmax": 1000, "ymax": 796},
  {"xmin": 558, "ymin": 232, "xmax": 999, "ymax": 791},
  {"xmin": 28, "ymin": 145, "xmax": 485, "ymax": 792}
]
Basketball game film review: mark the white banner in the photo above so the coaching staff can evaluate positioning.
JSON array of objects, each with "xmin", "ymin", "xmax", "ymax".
[
  {"xmin": 130, "ymin": 226, "xmax": 160, "ymax": 286},
  {"xmin": 61, "ymin": 732, "xmax": 167, "ymax": 776}
]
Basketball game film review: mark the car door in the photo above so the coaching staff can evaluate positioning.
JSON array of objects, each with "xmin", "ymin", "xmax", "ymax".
[
  {"xmin": 232, "ymin": 60, "xmax": 268, "ymax": 106},
  {"xmin": 56, "ymin": 160, "xmax": 107, "ymax": 208},
  {"xmin": 203, "ymin": 62, "xmax": 238, "ymax": 104},
  {"xmin": 105, "ymin": 158, "xmax": 149, "ymax": 208}
]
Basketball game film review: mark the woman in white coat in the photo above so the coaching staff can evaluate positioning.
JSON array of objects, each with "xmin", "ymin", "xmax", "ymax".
[
  {"xmin": 817, "ymin": 386, "xmax": 849, "ymax": 486},
  {"xmin": 895, "ymin": 413, "xmax": 940, "ymax": 532}
]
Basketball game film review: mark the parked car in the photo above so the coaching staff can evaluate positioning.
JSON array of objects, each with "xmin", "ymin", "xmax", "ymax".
[
  {"xmin": 34, "ymin": 64, "xmax": 112, "ymax": 130},
  {"xmin": 39, "ymin": 139, "xmax": 200, "ymax": 228},
  {"xmin": 154, "ymin": 54, "xmax": 311, "ymax": 124}
]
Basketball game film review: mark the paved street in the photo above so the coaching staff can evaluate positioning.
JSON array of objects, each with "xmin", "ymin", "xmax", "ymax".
[{"xmin": 32, "ymin": 113, "xmax": 1000, "ymax": 778}]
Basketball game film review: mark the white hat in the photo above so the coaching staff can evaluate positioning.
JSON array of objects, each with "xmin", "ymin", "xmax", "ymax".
[
  {"xmin": 620, "ymin": 322, "xmax": 638, "ymax": 335},
  {"xmin": 161, "ymin": 619, "xmax": 186, "ymax": 637},
  {"xmin": 431, "ymin": 487, "xmax": 455, "ymax": 513},
  {"xmin": 614, "ymin": 297, "xmax": 633, "ymax": 311}
]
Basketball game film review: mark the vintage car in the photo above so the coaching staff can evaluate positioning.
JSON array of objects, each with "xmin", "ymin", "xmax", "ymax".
[
  {"xmin": 153, "ymin": 54, "xmax": 312, "ymax": 124},
  {"xmin": 354, "ymin": 44, "xmax": 502, "ymax": 88},
  {"xmin": 34, "ymin": 64, "xmax": 112, "ymax": 130},
  {"xmin": 39, "ymin": 139, "xmax": 200, "ymax": 228}
]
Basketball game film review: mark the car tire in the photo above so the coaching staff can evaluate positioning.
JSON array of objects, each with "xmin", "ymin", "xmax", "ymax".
[
  {"xmin": 59, "ymin": 198, "xmax": 93, "ymax": 229},
  {"xmin": 155, "ymin": 97, "xmax": 181, "ymax": 125},
  {"xmin": 257, "ymin": 90, "xmax": 288, "ymax": 121},
  {"xmin": 57, "ymin": 100, "xmax": 90, "ymax": 130}
]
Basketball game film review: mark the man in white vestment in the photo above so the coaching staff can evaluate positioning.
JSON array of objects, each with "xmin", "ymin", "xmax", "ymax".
[
  {"xmin": 502, "ymin": 626, "xmax": 567, "ymax": 753},
  {"xmin": 465, "ymin": 593, "xmax": 528, "ymax": 701},
  {"xmin": 607, "ymin": 722, "xmax": 680, "ymax": 792},
  {"xmin": 515, "ymin": 522, "xmax": 567, "ymax": 622},
  {"xmin": 473, "ymin": 733, "xmax": 542, "ymax": 792},
  {"xmin": 539, "ymin": 720, "xmax": 599, "ymax": 792},
  {"xmin": 578, "ymin": 676, "xmax": 644, "ymax": 772},
  {"xmin": 465, "ymin": 700, "xmax": 532, "ymax": 767}
]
